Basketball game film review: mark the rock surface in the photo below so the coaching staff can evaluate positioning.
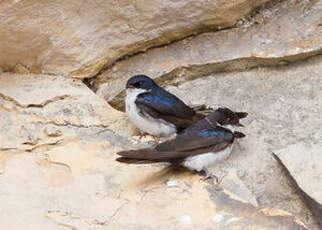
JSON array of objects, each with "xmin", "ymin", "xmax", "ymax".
[
  {"xmin": 93, "ymin": 0, "xmax": 322, "ymax": 110},
  {"xmin": 220, "ymin": 169, "xmax": 258, "ymax": 207},
  {"xmin": 1, "ymin": 0, "xmax": 321, "ymax": 229},
  {"xmin": 274, "ymin": 143, "xmax": 322, "ymax": 229},
  {"xmin": 0, "ymin": 152, "xmax": 308, "ymax": 230},
  {"xmin": 0, "ymin": 72, "xmax": 310, "ymax": 229},
  {"xmin": 164, "ymin": 55, "xmax": 322, "ymax": 229},
  {"xmin": 0, "ymin": 73, "xmax": 134, "ymax": 152},
  {"xmin": 0, "ymin": 0, "xmax": 268, "ymax": 78}
]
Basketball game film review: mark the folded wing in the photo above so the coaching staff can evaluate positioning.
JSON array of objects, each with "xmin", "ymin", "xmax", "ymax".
[
  {"xmin": 135, "ymin": 92, "xmax": 203, "ymax": 129},
  {"xmin": 116, "ymin": 127, "xmax": 233, "ymax": 162}
]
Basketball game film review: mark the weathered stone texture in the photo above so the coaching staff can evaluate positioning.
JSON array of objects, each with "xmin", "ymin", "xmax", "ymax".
[
  {"xmin": 0, "ymin": 71, "xmax": 311, "ymax": 229},
  {"xmin": 165, "ymin": 55, "xmax": 322, "ymax": 229},
  {"xmin": 0, "ymin": 0, "xmax": 268, "ymax": 78},
  {"xmin": 94, "ymin": 0, "xmax": 322, "ymax": 110},
  {"xmin": 274, "ymin": 143, "xmax": 322, "ymax": 229},
  {"xmin": 0, "ymin": 0, "xmax": 321, "ymax": 229}
]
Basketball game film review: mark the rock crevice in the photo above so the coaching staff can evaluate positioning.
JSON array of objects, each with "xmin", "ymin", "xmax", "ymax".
[
  {"xmin": 0, "ymin": 0, "xmax": 321, "ymax": 229},
  {"xmin": 90, "ymin": 0, "xmax": 322, "ymax": 111}
]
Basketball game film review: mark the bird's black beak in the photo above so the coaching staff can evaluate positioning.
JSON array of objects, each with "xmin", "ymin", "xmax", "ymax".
[{"xmin": 126, "ymin": 84, "xmax": 135, "ymax": 89}]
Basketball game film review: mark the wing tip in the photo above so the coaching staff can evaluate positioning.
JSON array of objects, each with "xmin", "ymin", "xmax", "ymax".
[
  {"xmin": 116, "ymin": 150, "xmax": 131, "ymax": 157},
  {"xmin": 236, "ymin": 112, "xmax": 248, "ymax": 119},
  {"xmin": 234, "ymin": 131, "xmax": 246, "ymax": 138},
  {"xmin": 116, "ymin": 157, "xmax": 140, "ymax": 164}
]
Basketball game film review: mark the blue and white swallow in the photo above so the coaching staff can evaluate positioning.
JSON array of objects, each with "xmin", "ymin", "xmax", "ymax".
[
  {"xmin": 116, "ymin": 108, "xmax": 247, "ymax": 179},
  {"xmin": 125, "ymin": 75, "xmax": 205, "ymax": 137}
]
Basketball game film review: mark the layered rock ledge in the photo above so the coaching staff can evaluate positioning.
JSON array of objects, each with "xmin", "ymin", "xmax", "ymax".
[
  {"xmin": 0, "ymin": 0, "xmax": 268, "ymax": 78},
  {"xmin": 274, "ymin": 143, "xmax": 322, "ymax": 229},
  {"xmin": 93, "ymin": 0, "xmax": 322, "ymax": 110}
]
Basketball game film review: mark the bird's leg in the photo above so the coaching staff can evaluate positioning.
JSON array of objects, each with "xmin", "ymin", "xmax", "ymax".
[{"xmin": 199, "ymin": 168, "xmax": 219, "ymax": 183}]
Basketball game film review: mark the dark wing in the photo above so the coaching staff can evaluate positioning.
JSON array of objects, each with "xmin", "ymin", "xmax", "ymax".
[
  {"xmin": 135, "ymin": 92, "xmax": 200, "ymax": 129},
  {"xmin": 117, "ymin": 127, "xmax": 233, "ymax": 161},
  {"xmin": 116, "ymin": 157, "xmax": 166, "ymax": 164},
  {"xmin": 156, "ymin": 126, "xmax": 234, "ymax": 152}
]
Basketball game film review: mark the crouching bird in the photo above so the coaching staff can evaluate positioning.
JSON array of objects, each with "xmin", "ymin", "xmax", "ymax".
[
  {"xmin": 125, "ymin": 75, "xmax": 206, "ymax": 137},
  {"xmin": 116, "ymin": 108, "xmax": 248, "ymax": 180}
]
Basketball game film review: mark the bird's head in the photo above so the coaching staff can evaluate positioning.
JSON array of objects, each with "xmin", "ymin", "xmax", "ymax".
[{"xmin": 126, "ymin": 75, "xmax": 157, "ymax": 91}]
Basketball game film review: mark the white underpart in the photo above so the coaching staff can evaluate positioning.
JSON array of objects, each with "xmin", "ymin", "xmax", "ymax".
[
  {"xmin": 125, "ymin": 88, "xmax": 177, "ymax": 137},
  {"xmin": 183, "ymin": 124, "xmax": 235, "ymax": 172}
]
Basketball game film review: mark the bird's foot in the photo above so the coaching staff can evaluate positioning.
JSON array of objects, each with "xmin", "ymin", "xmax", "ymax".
[{"xmin": 199, "ymin": 168, "xmax": 219, "ymax": 184}]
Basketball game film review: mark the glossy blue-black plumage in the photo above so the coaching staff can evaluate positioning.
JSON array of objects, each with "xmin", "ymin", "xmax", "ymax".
[
  {"xmin": 136, "ymin": 92, "xmax": 195, "ymax": 119},
  {"xmin": 116, "ymin": 108, "xmax": 247, "ymax": 164},
  {"xmin": 126, "ymin": 75, "xmax": 158, "ymax": 91},
  {"xmin": 154, "ymin": 120, "xmax": 234, "ymax": 154},
  {"xmin": 117, "ymin": 111, "xmax": 237, "ymax": 161},
  {"xmin": 127, "ymin": 75, "xmax": 197, "ymax": 130}
]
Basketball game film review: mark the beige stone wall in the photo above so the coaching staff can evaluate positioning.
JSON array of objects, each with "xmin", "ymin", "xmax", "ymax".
[
  {"xmin": 0, "ymin": 0, "xmax": 321, "ymax": 229},
  {"xmin": 0, "ymin": 0, "xmax": 269, "ymax": 78}
]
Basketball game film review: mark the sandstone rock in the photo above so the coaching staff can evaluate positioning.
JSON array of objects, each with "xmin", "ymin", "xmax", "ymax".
[
  {"xmin": 0, "ymin": 141, "xmax": 308, "ymax": 230},
  {"xmin": 220, "ymin": 169, "xmax": 258, "ymax": 207},
  {"xmin": 13, "ymin": 63, "xmax": 30, "ymax": 74},
  {"xmin": 1, "ymin": 1, "xmax": 321, "ymax": 227},
  {"xmin": 44, "ymin": 125, "xmax": 62, "ymax": 137},
  {"xmin": 163, "ymin": 55, "xmax": 322, "ymax": 229},
  {"xmin": 0, "ymin": 73, "xmax": 133, "ymax": 152},
  {"xmin": 94, "ymin": 0, "xmax": 322, "ymax": 110},
  {"xmin": 207, "ymin": 187, "xmax": 308, "ymax": 229},
  {"xmin": 274, "ymin": 143, "xmax": 322, "ymax": 229},
  {"xmin": 0, "ymin": 0, "xmax": 268, "ymax": 78},
  {"xmin": 0, "ymin": 71, "xmax": 309, "ymax": 229}
]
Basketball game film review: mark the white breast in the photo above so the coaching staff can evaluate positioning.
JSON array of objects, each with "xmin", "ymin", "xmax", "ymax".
[
  {"xmin": 183, "ymin": 144, "xmax": 233, "ymax": 172},
  {"xmin": 125, "ymin": 88, "xmax": 177, "ymax": 137}
]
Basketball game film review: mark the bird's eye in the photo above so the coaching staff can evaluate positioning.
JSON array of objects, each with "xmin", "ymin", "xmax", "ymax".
[{"xmin": 135, "ymin": 81, "xmax": 143, "ymax": 87}]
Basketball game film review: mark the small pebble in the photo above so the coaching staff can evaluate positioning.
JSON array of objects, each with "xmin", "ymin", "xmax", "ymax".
[
  {"xmin": 23, "ymin": 134, "xmax": 39, "ymax": 145},
  {"xmin": 44, "ymin": 125, "xmax": 62, "ymax": 137},
  {"xmin": 212, "ymin": 214, "xmax": 224, "ymax": 223},
  {"xmin": 226, "ymin": 217, "xmax": 239, "ymax": 223},
  {"xmin": 165, "ymin": 179, "xmax": 178, "ymax": 187}
]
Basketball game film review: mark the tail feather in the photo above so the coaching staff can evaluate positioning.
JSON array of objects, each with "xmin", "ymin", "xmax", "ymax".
[
  {"xmin": 217, "ymin": 107, "xmax": 248, "ymax": 119},
  {"xmin": 116, "ymin": 149, "xmax": 177, "ymax": 161},
  {"xmin": 235, "ymin": 111, "xmax": 248, "ymax": 119},
  {"xmin": 216, "ymin": 107, "xmax": 248, "ymax": 126},
  {"xmin": 116, "ymin": 157, "xmax": 165, "ymax": 164},
  {"xmin": 234, "ymin": 131, "xmax": 246, "ymax": 138},
  {"xmin": 117, "ymin": 149, "xmax": 156, "ymax": 158}
]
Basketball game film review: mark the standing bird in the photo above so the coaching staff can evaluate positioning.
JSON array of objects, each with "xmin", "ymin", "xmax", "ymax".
[
  {"xmin": 125, "ymin": 75, "xmax": 205, "ymax": 137},
  {"xmin": 116, "ymin": 108, "xmax": 248, "ymax": 179}
]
